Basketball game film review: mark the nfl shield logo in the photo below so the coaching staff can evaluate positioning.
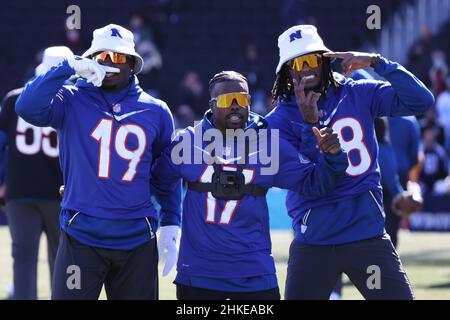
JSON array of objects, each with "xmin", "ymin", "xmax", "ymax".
[{"xmin": 113, "ymin": 104, "xmax": 121, "ymax": 113}]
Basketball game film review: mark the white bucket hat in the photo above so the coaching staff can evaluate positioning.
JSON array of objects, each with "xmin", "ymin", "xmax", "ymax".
[
  {"xmin": 276, "ymin": 25, "xmax": 330, "ymax": 74},
  {"xmin": 82, "ymin": 24, "xmax": 144, "ymax": 74},
  {"xmin": 35, "ymin": 46, "xmax": 74, "ymax": 76}
]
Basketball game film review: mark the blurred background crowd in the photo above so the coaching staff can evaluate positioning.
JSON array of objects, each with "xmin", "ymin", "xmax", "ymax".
[
  {"xmin": 0, "ymin": 0, "xmax": 450, "ymax": 300},
  {"xmin": 0, "ymin": 0, "xmax": 449, "ymax": 229}
]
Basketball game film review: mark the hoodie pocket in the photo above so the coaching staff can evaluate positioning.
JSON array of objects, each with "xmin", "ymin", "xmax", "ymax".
[{"xmin": 369, "ymin": 190, "xmax": 385, "ymax": 219}]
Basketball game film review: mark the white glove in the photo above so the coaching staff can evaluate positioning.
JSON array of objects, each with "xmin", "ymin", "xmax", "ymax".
[
  {"xmin": 67, "ymin": 56, "xmax": 119, "ymax": 87},
  {"xmin": 157, "ymin": 225, "xmax": 180, "ymax": 277}
]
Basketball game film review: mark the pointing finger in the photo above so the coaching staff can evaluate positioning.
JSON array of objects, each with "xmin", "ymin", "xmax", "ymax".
[
  {"xmin": 323, "ymin": 51, "xmax": 348, "ymax": 59},
  {"xmin": 101, "ymin": 66, "xmax": 120, "ymax": 73},
  {"xmin": 313, "ymin": 126, "xmax": 322, "ymax": 142}
]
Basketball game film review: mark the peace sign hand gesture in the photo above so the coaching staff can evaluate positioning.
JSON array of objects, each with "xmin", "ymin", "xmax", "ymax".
[{"xmin": 292, "ymin": 76, "xmax": 321, "ymax": 124}]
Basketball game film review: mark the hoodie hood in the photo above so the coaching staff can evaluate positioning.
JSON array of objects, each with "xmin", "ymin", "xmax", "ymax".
[{"xmin": 75, "ymin": 74, "xmax": 143, "ymax": 98}]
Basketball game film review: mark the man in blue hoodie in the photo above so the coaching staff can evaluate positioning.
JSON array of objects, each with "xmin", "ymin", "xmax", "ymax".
[
  {"xmin": 266, "ymin": 25, "xmax": 434, "ymax": 299},
  {"xmin": 15, "ymin": 24, "xmax": 181, "ymax": 300},
  {"xmin": 152, "ymin": 71, "xmax": 348, "ymax": 299}
]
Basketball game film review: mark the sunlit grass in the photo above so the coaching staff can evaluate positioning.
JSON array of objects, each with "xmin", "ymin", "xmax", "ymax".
[{"xmin": 1, "ymin": 227, "xmax": 449, "ymax": 300}]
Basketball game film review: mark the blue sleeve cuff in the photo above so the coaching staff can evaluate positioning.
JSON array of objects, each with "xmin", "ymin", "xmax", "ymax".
[
  {"xmin": 160, "ymin": 214, "xmax": 181, "ymax": 227},
  {"xmin": 373, "ymin": 56, "xmax": 395, "ymax": 75},
  {"xmin": 61, "ymin": 59, "xmax": 76, "ymax": 76},
  {"xmin": 323, "ymin": 150, "xmax": 349, "ymax": 171},
  {"xmin": 301, "ymin": 122, "xmax": 317, "ymax": 131}
]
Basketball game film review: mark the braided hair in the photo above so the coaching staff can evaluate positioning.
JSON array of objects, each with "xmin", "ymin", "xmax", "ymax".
[
  {"xmin": 209, "ymin": 71, "xmax": 248, "ymax": 96},
  {"xmin": 270, "ymin": 55, "xmax": 341, "ymax": 106}
]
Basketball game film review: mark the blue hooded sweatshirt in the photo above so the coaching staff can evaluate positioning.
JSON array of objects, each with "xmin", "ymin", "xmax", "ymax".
[
  {"xmin": 266, "ymin": 56, "xmax": 434, "ymax": 244},
  {"xmin": 15, "ymin": 60, "xmax": 181, "ymax": 249},
  {"xmin": 152, "ymin": 110, "xmax": 348, "ymax": 291}
]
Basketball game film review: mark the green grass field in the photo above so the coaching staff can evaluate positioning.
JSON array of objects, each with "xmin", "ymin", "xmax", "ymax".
[{"xmin": 1, "ymin": 227, "xmax": 449, "ymax": 300}]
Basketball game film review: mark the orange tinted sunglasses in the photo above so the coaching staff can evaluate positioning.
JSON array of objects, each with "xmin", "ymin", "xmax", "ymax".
[{"xmin": 93, "ymin": 51, "xmax": 127, "ymax": 64}]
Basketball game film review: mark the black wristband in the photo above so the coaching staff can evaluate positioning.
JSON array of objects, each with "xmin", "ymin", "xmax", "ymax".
[{"xmin": 370, "ymin": 54, "xmax": 381, "ymax": 68}]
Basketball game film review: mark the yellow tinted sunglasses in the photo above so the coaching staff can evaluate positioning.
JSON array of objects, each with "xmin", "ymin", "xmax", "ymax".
[
  {"xmin": 92, "ymin": 51, "xmax": 127, "ymax": 64},
  {"xmin": 210, "ymin": 92, "xmax": 251, "ymax": 109},
  {"xmin": 290, "ymin": 53, "xmax": 322, "ymax": 72}
]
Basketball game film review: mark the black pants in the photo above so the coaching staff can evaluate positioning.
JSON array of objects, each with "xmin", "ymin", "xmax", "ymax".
[
  {"xmin": 385, "ymin": 174, "xmax": 410, "ymax": 248},
  {"xmin": 6, "ymin": 201, "xmax": 60, "ymax": 300},
  {"xmin": 51, "ymin": 231, "xmax": 158, "ymax": 300},
  {"xmin": 285, "ymin": 235, "xmax": 414, "ymax": 300},
  {"xmin": 177, "ymin": 285, "xmax": 280, "ymax": 300},
  {"xmin": 385, "ymin": 209, "xmax": 401, "ymax": 248}
]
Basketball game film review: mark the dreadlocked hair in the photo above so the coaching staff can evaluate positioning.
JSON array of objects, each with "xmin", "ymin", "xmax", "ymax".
[
  {"xmin": 209, "ymin": 71, "xmax": 248, "ymax": 95},
  {"xmin": 271, "ymin": 56, "xmax": 342, "ymax": 107},
  {"xmin": 271, "ymin": 64, "xmax": 292, "ymax": 107}
]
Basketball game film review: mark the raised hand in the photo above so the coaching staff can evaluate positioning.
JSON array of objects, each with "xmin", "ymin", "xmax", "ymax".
[
  {"xmin": 323, "ymin": 51, "xmax": 380, "ymax": 77},
  {"xmin": 312, "ymin": 127, "xmax": 341, "ymax": 155},
  {"xmin": 292, "ymin": 76, "xmax": 321, "ymax": 124},
  {"xmin": 67, "ymin": 56, "xmax": 120, "ymax": 87}
]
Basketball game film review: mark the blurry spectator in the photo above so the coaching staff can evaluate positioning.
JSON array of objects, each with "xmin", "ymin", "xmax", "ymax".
[
  {"xmin": 238, "ymin": 44, "xmax": 263, "ymax": 92},
  {"xmin": 174, "ymin": 104, "xmax": 196, "ymax": 129},
  {"xmin": 407, "ymin": 25, "xmax": 432, "ymax": 87},
  {"xmin": 64, "ymin": 16, "xmax": 83, "ymax": 55},
  {"xmin": 376, "ymin": 118, "xmax": 422, "ymax": 246},
  {"xmin": 389, "ymin": 116, "xmax": 420, "ymax": 186},
  {"xmin": 375, "ymin": 118, "xmax": 422, "ymax": 246},
  {"xmin": 281, "ymin": 0, "xmax": 307, "ymax": 27},
  {"xmin": 433, "ymin": 175, "xmax": 450, "ymax": 195},
  {"xmin": 129, "ymin": 14, "xmax": 163, "ymax": 92},
  {"xmin": 418, "ymin": 125, "xmax": 448, "ymax": 196},
  {"xmin": 158, "ymin": 0, "xmax": 184, "ymax": 24},
  {"xmin": 419, "ymin": 107, "xmax": 446, "ymax": 147},
  {"xmin": 429, "ymin": 50, "xmax": 448, "ymax": 97},
  {"xmin": 420, "ymin": 24, "xmax": 432, "ymax": 47},
  {"xmin": 387, "ymin": 116, "xmax": 419, "ymax": 242},
  {"xmin": 0, "ymin": 46, "xmax": 71, "ymax": 299},
  {"xmin": 130, "ymin": 14, "xmax": 162, "ymax": 72},
  {"xmin": 435, "ymin": 76, "xmax": 450, "ymax": 154},
  {"xmin": 238, "ymin": 44, "xmax": 267, "ymax": 114},
  {"xmin": 176, "ymin": 71, "xmax": 206, "ymax": 118}
]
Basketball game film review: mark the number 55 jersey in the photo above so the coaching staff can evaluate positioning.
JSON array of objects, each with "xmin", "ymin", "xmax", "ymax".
[
  {"xmin": 266, "ymin": 57, "xmax": 434, "ymax": 245},
  {"xmin": 0, "ymin": 88, "xmax": 62, "ymax": 200}
]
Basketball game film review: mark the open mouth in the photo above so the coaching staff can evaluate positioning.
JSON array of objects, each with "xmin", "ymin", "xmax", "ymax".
[
  {"xmin": 301, "ymin": 74, "xmax": 317, "ymax": 81},
  {"xmin": 227, "ymin": 114, "xmax": 243, "ymax": 123},
  {"xmin": 105, "ymin": 72, "xmax": 118, "ymax": 79}
]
